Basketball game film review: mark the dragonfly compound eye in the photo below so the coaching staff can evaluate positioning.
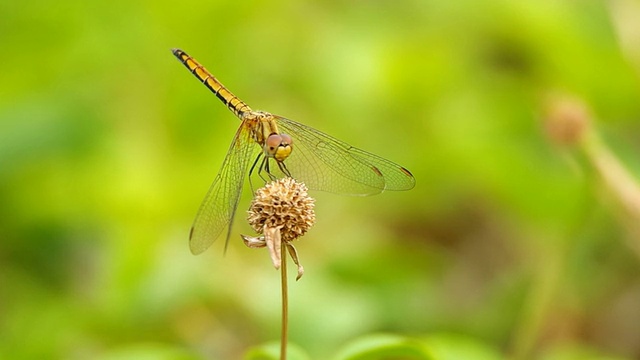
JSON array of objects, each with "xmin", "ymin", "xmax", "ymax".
[
  {"xmin": 265, "ymin": 134, "xmax": 283, "ymax": 155},
  {"xmin": 265, "ymin": 134, "xmax": 293, "ymax": 161},
  {"xmin": 280, "ymin": 133, "xmax": 292, "ymax": 145}
]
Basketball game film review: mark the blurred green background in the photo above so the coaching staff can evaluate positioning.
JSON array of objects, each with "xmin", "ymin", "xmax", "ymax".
[{"xmin": 2, "ymin": 0, "xmax": 640, "ymax": 359}]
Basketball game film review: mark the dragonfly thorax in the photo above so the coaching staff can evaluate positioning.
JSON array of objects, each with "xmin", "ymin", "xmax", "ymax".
[{"xmin": 243, "ymin": 111, "xmax": 293, "ymax": 163}]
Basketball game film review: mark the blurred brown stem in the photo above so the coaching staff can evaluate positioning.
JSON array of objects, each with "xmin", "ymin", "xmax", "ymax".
[
  {"xmin": 514, "ymin": 93, "xmax": 640, "ymax": 360},
  {"xmin": 581, "ymin": 131, "xmax": 640, "ymax": 257},
  {"xmin": 545, "ymin": 93, "xmax": 640, "ymax": 257}
]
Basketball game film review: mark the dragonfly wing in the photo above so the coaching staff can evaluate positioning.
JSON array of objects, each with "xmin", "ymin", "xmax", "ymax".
[
  {"xmin": 189, "ymin": 123, "xmax": 258, "ymax": 254},
  {"xmin": 274, "ymin": 116, "xmax": 415, "ymax": 195}
]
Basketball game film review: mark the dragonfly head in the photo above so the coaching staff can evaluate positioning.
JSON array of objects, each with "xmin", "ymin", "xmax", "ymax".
[{"xmin": 265, "ymin": 133, "xmax": 293, "ymax": 162}]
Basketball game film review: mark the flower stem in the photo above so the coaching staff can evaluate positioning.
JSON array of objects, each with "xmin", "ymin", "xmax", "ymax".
[{"xmin": 280, "ymin": 240, "xmax": 288, "ymax": 360}]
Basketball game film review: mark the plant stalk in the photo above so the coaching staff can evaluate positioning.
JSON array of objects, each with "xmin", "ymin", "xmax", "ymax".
[{"xmin": 280, "ymin": 240, "xmax": 288, "ymax": 360}]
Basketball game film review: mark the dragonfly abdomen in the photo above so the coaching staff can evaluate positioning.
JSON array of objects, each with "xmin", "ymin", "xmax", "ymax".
[{"xmin": 172, "ymin": 48, "xmax": 252, "ymax": 117}]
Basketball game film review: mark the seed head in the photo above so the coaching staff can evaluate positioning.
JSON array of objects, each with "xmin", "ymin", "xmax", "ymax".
[{"xmin": 247, "ymin": 177, "xmax": 315, "ymax": 242}]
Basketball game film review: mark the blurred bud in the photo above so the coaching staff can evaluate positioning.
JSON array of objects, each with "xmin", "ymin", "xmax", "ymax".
[{"xmin": 543, "ymin": 93, "xmax": 591, "ymax": 146}]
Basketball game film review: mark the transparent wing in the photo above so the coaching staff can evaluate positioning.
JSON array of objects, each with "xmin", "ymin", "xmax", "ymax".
[
  {"xmin": 189, "ymin": 123, "xmax": 258, "ymax": 255},
  {"xmin": 273, "ymin": 115, "xmax": 415, "ymax": 196}
]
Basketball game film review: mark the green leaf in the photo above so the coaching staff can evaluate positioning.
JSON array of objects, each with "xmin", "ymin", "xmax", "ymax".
[
  {"xmin": 334, "ymin": 333, "xmax": 433, "ymax": 360},
  {"xmin": 98, "ymin": 343, "xmax": 200, "ymax": 360},
  {"xmin": 244, "ymin": 342, "xmax": 312, "ymax": 360},
  {"xmin": 421, "ymin": 333, "xmax": 503, "ymax": 360}
]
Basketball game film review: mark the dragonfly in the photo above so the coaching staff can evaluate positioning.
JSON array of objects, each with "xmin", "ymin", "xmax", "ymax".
[{"xmin": 172, "ymin": 48, "xmax": 415, "ymax": 255}]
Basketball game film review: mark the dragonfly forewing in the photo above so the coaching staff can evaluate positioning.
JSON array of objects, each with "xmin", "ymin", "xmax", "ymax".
[
  {"xmin": 274, "ymin": 116, "xmax": 415, "ymax": 195},
  {"xmin": 189, "ymin": 124, "xmax": 258, "ymax": 254}
]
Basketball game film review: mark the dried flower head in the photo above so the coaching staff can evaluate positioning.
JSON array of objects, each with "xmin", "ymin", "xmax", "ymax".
[
  {"xmin": 247, "ymin": 177, "xmax": 315, "ymax": 242},
  {"xmin": 243, "ymin": 177, "xmax": 315, "ymax": 280}
]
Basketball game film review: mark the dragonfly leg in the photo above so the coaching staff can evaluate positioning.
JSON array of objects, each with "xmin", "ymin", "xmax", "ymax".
[
  {"xmin": 277, "ymin": 160, "xmax": 293, "ymax": 178},
  {"xmin": 257, "ymin": 156, "xmax": 274, "ymax": 183},
  {"xmin": 249, "ymin": 153, "xmax": 264, "ymax": 192},
  {"xmin": 263, "ymin": 158, "xmax": 278, "ymax": 181}
]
